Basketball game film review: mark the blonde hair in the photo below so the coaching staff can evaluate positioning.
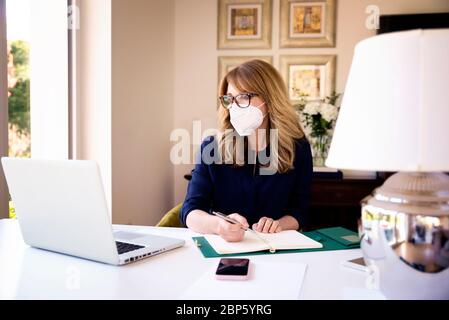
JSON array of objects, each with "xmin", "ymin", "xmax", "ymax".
[{"xmin": 218, "ymin": 59, "xmax": 305, "ymax": 173}]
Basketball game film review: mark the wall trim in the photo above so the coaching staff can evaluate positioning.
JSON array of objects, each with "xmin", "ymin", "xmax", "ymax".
[{"xmin": 0, "ymin": 0, "xmax": 9, "ymax": 218}]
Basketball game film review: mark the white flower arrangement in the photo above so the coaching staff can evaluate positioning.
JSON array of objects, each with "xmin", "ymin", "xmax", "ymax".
[
  {"xmin": 295, "ymin": 91, "xmax": 341, "ymax": 166},
  {"xmin": 302, "ymin": 101, "xmax": 339, "ymax": 122},
  {"xmin": 319, "ymin": 103, "xmax": 339, "ymax": 122}
]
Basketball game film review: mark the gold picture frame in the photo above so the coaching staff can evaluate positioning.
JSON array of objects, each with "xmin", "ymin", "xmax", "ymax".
[
  {"xmin": 280, "ymin": 55, "xmax": 336, "ymax": 102},
  {"xmin": 217, "ymin": 56, "xmax": 273, "ymax": 108},
  {"xmin": 218, "ymin": 56, "xmax": 273, "ymax": 88},
  {"xmin": 280, "ymin": 0, "xmax": 336, "ymax": 48},
  {"xmin": 218, "ymin": 0, "xmax": 272, "ymax": 49}
]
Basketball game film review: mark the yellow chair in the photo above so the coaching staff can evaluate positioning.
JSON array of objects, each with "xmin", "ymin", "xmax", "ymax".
[{"xmin": 156, "ymin": 203, "xmax": 184, "ymax": 227}]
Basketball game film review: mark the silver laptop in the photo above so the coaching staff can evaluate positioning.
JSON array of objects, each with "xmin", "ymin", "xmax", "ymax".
[{"xmin": 1, "ymin": 157, "xmax": 185, "ymax": 265}]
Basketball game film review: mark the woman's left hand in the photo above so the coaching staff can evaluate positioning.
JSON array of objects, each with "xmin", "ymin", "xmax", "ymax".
[{"xmin": 252, "ymin": 217, "xmax": 282, "ymax": 233}]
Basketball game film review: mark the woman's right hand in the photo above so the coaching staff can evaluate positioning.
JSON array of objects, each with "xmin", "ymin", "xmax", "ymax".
[{"xmin": 215, "ymin": 213, "xmax": 249, "ymax": 242}]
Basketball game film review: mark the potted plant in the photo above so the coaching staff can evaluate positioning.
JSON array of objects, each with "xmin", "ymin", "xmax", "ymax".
[{"xmin": 295, "ymin": 91, "xmax": 341, "ymax": 167}]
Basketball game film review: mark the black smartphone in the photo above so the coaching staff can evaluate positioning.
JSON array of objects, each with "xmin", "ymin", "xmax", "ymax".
[{"xmin": 215, "ymin": 258, "xmax": 250, "ymax": 280}]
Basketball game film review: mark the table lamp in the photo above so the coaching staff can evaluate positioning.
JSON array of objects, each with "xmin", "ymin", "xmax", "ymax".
[{"xmin": 326, "ymin": 29, "xmax": 449, "ymax": 299}]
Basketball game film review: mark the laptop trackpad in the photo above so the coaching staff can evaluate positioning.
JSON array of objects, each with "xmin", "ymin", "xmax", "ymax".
[
  {"xmin": 114, "ymin": 231, "xmax": 180, "ymax": 247},
  {"xmin": 114, "ymin": 231, "xmax": 162, "ymax": 246},
  {"xmin": 114, "ymin": 231, "xmax": 148, "ymax": 241}
]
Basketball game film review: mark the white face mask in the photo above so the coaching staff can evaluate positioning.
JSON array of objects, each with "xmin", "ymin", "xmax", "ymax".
[{"xmin": 230, "ymin": 102, "xmax": 266, "ymax": 136}]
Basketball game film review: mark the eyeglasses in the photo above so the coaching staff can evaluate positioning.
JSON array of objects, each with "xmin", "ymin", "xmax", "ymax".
[{"xmin": 219, "ymin": 93, "xmax": 259, "ymax": 109}]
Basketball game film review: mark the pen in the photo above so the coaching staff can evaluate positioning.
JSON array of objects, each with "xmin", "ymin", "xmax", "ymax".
[
  {"xmin": 210, "ymin": 210, "xmax": 276, "ymax": 253},
  {"xmin": 210, "ymin": 210, "xmax": 248, "ymax": 230}
]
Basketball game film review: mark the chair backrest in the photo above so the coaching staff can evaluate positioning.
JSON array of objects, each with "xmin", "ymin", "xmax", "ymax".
[{"xmin": 156, "ymin": 203, "xmax": 184, "ymax": 227}]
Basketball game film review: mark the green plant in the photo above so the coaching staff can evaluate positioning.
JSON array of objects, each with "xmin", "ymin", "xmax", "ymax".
[
  {"xmin": 8, "ymin": 40, "xmax": 31, "ymax": 158},
  {"xmin": 8, "ymin": 40, "xmax": 30, "ymax": 135}
]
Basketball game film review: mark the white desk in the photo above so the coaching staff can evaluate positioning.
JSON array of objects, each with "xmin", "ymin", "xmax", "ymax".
[{"xmin": 0, "ymin": 219, "xmax": 382, "ymax": 299}]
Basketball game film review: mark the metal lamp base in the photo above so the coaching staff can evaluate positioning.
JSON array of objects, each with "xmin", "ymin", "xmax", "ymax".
[{"xmin": 361, "ymin": 172, "xmax": 449, "ymax": 299}]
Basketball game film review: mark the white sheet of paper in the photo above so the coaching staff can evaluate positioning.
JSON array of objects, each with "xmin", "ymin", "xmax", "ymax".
[
  {"xmin": 179, "ymin": 261, "xmax": 307, "ymax": 300},
  {"xmin": 342, "ymin": 287, "xmax": 386, "ymax": 300}
]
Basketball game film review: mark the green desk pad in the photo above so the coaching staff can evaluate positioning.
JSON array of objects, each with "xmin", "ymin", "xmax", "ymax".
[{"xmin": 192, "ymin": 226, "xmax": 360, "ymax": 258}]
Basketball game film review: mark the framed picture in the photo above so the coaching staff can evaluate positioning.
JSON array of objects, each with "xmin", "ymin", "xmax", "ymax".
[
  {"xmin": 280, "ymin": 0, "xmax": 336, "ymax": 47},
  {"xmin": 218, "ymin": 0, "xmax": 272, "ymax": 49},
  {"xmin": 218, "ymin": 56, "xmax": 273, "ymax": 87},
  {"xmin": 217, "ymin": 56, "xmax": 273, "ymax": 108},
  {"xmin": 280, "ymin": 55, "xmax": 336, "ymax": 102}
]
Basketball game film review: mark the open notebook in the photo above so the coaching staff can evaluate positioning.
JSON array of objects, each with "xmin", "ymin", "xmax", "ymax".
[{"xmin": 203, "ymin": 230, "xmax": 323, "ymax": 255}]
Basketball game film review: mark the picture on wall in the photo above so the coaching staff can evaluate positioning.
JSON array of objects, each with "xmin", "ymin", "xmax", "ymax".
[
  {"xmin": 217, "ymin": 56, "xmax": 273, "ymax": 106},
  {"xmin": 218, "ymin": 0, "xmax": 272, "ymax": 49},
  {"xmin": 289, "ymin": 64, "xmax": 325, "ymax": 99},
  {"xmin": 218, "ymin": 56, "xmax": 273, "ymax": 83},
  {"xmin": 280, "ymin": 55, "xmax": 336, "ymax": 102},
  {"xmin": 228, "ymin": 5, "xmax": 261, "ymax": 39},
  {"xmin": 290, "ymin": 2, "xmax": 324, "ymax": 37},
  {"xmin": 280, "ymin": 0, "xmax": 336, "ymax": 47}
]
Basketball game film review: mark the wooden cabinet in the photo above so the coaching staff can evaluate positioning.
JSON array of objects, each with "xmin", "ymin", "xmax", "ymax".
[{"xmin": 306, "ymin": 178, "xmax": 385, "ymax": 232}]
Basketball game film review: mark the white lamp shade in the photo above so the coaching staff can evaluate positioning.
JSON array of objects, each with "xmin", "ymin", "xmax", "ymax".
[{"xmin": 326, "ymin": 29, "xmax": 449, "ymax": 172}]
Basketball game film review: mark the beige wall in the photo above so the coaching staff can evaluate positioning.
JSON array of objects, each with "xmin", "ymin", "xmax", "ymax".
[
  {"xmin": 173, "ymin": 0, "xmax": 218, "ymax": 207},
  {"xmin": 334, "ymin": 0, "xmax": 449, "ymax": 93},
  {"xmin": 111, "ymin": 0, "xmax": 175, "ymax": 225},
  {"xmin": 78, "ymin": 0, "xmax": 175, "ymax": 226},
  {"xmin": 172, "ymin": 0, "xmax": 449, "ymax": 205}
]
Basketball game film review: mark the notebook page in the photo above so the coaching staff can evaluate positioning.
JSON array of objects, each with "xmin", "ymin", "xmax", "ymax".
[
  {"xmin": 261, "ymin": 230, "xmax": 323, "ymax": 250},
  {"xmin": 204, "ymin": 230, "xmax": 322, "ymax": 254},
  {"xmin": 204, "ymin": 231, "xmax": 269, "ymax": 254}
]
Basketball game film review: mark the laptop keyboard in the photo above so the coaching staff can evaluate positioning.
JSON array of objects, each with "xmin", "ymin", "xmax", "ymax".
[{"xmin": 115, "ymin": 241, "xmax": 145, "ymax": 255}]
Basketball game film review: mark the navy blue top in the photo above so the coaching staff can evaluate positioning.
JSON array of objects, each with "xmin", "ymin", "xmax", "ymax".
[{"xmin": 180, "ymin": 136, "xmax": 313, "ymax": 228}]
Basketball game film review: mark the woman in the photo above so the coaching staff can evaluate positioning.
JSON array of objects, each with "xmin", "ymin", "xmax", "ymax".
[{"xmin": 180, "ymin": 59, "xmax": 312, "ymax": 242}]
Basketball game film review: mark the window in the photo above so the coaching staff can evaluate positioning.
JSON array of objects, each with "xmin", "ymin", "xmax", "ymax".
[
  {"xmin": 7, "ymin": 0, "xmax": 30, "ymax": 159},
  {"xmin": 6, "ymin": 0, "xmax": 31, "ymax": 219},
  {"xmin": 0, "ymin": 0, "xmax": 70, "ymax": 219}
]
